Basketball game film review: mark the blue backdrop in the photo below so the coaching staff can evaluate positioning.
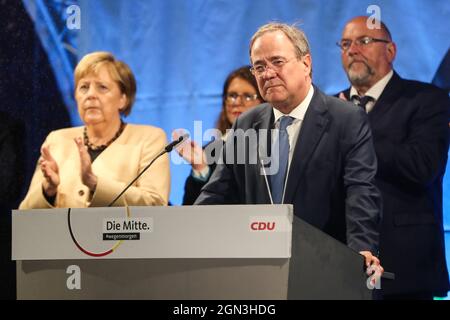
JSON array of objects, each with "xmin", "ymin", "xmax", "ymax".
[{"xmin": 23, "ymin": 1, "xmax": 450, "ymax": 293}]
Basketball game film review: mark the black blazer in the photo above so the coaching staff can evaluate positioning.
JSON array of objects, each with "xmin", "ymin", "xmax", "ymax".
[
  {"xmin": 340, "ymin": 72, "xmax": 450, "ymax": 296},
  {"xmin": 182, "ymin": 169, "xmax": 213, "ymax": 205},
  {"xmin": 195, "ymin": 86, "xmax": 382, "ymax": 254}
]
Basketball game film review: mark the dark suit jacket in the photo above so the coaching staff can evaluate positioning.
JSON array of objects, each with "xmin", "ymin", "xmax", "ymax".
[
  {"xmin": 183, "ymin": 169, "xmax": 212, "ymax": 205},
  {"xmin": 195, "ymin": 86, "xmax": 382, "ymax": 254},
  {"xmin": 340, "ymin": 72, "xmax": 450, "ymax": 296}
]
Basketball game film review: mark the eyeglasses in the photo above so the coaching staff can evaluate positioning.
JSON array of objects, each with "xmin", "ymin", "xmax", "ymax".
[
  {"xmin": 250, "ymin": 57, "xmax": 295, "ymax": 76},
  {"xmin": 225, "ymin": 92, "xmax": 259, "ymax": 105},
  {"xmin": 336, "ymin": 36, "xmax": 390, "ymax": 51}
]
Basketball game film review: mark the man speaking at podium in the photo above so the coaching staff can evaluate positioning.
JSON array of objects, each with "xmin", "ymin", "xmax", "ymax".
[{"xmin": 195, "ymin": 23, "xmax": 383, "ymax": 273}]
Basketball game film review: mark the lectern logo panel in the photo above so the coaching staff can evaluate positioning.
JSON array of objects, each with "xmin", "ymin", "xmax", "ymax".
[
  {"xmin": 249, "ymin": 216, "xmax": 289, "ymax": 232},
  {"xmin": 67, "ymin": 208, "xmax": 152, "ymax": 257},
  {"xmin": 102, "ymin": 217, "xmax": 153, "ymax": 241}
]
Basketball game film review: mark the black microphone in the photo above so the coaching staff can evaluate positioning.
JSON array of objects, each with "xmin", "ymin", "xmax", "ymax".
[
  {"xmin": 165, "ymin": 133, "xmax": 188, "ymax": 152},
  {"xmin": 107, "ymin": 133, "xmax": 189, "ymax": 207}
]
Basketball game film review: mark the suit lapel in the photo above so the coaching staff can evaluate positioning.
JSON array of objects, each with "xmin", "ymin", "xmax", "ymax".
[
  {"xmin": 368, "ymin": 71, "xmax": 403, "ymax": 122},
  {"xmin": 284, "ymin": 87, "xmax": 330, "ymax": 203},
  {"xmin": 342, "ymin": 88, "xmax": 351, "ymax": 101}
]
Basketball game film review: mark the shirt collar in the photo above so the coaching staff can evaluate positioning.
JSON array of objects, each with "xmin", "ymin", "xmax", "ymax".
[
  {"xmin": 350, "ymin": 69, "xmax": 393, "ymax": 101},
  {"xmin": 273, "ymin": 85, "xmax": 314, "ymax": 124}
]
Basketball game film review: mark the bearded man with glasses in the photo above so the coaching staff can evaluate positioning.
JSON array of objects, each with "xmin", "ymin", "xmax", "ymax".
[{"xmin": 337, "ymin": 16, "xmax": 450, "ymax": 300}]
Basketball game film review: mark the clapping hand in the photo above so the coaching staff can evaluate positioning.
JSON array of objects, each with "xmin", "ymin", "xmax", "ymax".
[{"xmin": 39, "ymin": 146, "xmax": 60, "ymax": 197}]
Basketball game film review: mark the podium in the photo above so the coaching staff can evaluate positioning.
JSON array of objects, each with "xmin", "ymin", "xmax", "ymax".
[{"xmin": 12, "ymin": 205, "xmax": 372, "ymax": 299}]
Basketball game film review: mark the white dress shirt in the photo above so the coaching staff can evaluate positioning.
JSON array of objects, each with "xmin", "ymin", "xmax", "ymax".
[
  {"xmin": 350, "ymin": 70, "xmax": 393, "ymax": 113},
  {"xmin": 272, "ymin": 85, "xmax": 314, "ymax": 170}
]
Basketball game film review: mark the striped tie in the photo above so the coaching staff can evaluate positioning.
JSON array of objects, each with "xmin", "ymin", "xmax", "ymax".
[{"xmin": 352, "ymin": 95, "xmax": 373, "ymax": 111}]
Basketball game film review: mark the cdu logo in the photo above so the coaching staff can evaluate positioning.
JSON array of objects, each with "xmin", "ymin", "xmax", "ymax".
[
  {"xmin": 250, "ymin": 221, "xmax": 276, "ymax": 231},
  {"xmin": 249, "ymin": 216, "xmax": 289, "ymax": 233}
]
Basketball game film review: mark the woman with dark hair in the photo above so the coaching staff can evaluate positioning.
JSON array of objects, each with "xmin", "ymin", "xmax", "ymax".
[
  {"xmin": 174, "ymin": 66, "xmax": 263, "ymax": 204},
  {"xmin": 215, "ymin": 66, "xmax": 263, "ymax": 134}
]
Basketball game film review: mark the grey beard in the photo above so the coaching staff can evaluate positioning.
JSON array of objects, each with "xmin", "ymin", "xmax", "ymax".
[{"xmin": 347, "ymin": 62, "xmax": 375, "ymax": 87}]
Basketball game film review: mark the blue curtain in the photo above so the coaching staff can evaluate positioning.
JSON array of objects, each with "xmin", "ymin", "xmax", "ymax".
[{"xmin": 23, "ymin": 1, "xmax": 450, "ymax": 236}]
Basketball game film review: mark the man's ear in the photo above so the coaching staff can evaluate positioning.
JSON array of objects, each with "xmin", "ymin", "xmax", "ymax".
[
  {"xmin": 119, "ymin": 94, "xmax": 127, "ymax": 112},
  {"xmin": 302, "ymin": 54, "xmax": 312, "ymax": 74},
  {"xmin": 386, "ymin": 42, "xmax": 397, "ymax": 63}
]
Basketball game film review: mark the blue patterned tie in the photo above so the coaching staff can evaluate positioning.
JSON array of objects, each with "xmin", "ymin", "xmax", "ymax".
[{"xmin": 271, "ymin": 116, "xmax": 294, "ymax": 204}]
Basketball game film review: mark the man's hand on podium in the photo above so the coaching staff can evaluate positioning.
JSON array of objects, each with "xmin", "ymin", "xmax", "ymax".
[{"xmin": 359, "ymin": 251, "xmax": 384, "ymax": 287}]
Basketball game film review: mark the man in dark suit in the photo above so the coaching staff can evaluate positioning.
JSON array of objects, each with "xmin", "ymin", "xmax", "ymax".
[
  {"xmin": 195, "ymin": 22, "xmax": 383, "ymax": 273},
  {"xmin": 337, "ymin": 16, "xmax": 450, "ymax": 299}
]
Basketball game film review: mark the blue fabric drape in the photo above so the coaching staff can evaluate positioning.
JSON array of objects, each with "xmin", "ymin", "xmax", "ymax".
[{"xmin": 22, "ymin": 0, "xmax": 450, "ymax": 217}]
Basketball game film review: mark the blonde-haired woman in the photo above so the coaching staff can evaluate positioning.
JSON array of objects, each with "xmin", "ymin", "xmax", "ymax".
[{"xmin": 20, "ymin": 52, "xmax": 170, "ymax": 208}]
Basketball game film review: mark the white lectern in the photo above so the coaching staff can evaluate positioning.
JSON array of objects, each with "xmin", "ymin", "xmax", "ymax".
[{"xmin": 12, "ymin": 205, "xmax": 371, "ymax": 299}]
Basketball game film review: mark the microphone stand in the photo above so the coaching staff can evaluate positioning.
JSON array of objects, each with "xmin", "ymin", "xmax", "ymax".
[{"xmin": 107, "ymin": 134, "xmax": 187, "ymax": 207}]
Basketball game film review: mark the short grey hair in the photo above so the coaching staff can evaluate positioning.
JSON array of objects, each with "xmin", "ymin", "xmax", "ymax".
[{"xmin": 249, "ymin": 22, "xmax": 311, "ymax": 60}]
